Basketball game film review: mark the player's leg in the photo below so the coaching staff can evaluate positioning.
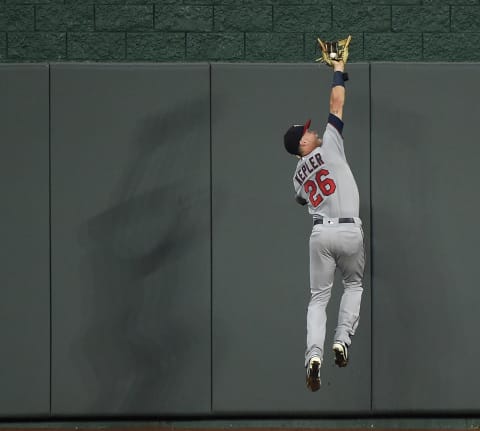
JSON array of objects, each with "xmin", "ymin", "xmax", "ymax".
[
  {"xmin": 305, "ymin": 227, "xmax": 336, "ymax": 368},
  {"xmin": 334, "ymin": 225, "xmax": 365, "ymax": 365}
]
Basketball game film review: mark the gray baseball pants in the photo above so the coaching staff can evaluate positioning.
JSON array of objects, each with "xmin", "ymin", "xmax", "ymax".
[{"xmin": 305, "ymin": 219, "xmax": 365, "ymax": 366}]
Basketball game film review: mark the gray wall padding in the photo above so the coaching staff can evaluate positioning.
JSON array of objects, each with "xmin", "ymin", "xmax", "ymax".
[
  {"xmin": 0, "ymin": 65, "xmax": 50, "ymax": 416},
  {"xmin": 211, "ymin": 64, "xmax": 371, "ymax": 414},
  {"xmin": 1, "ymin": 62, "xmax": 479, "ymax": 418},
  {"xmin": 371, "ymin": 63, "xmax": 480, "ymax": 412},
  {"xmin": 50, "ymin": 64, "xmax": 211, "ymax": 415}
]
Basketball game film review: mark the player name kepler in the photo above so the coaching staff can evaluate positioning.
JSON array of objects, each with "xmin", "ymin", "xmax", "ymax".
[{"xmin": 294, "ymin": 152, "xmax": 325, "ymax": 186}]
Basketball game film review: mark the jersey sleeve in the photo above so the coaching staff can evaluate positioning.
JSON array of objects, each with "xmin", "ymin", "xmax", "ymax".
[
  {"xmin": 293, "ymin": 171, "xmax": 306, "ymax": 206},
  {"xmin": 293, "ymin": 176, "xmax": 302, "ymax": 195},
  {"xmin": 322, "ymin": 114, "xmax": 346, "ymax": 157}
]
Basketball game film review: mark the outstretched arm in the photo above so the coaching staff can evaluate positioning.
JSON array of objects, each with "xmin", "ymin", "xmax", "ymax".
[{"xmin": 330, "ymin": 61, "xmax": 345, "ymax": 120}]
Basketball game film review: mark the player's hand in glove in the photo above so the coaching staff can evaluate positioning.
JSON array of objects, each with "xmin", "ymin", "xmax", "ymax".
[{"xmin": 316, "ymin": 35, "xmax": 352, "ymax": 67}]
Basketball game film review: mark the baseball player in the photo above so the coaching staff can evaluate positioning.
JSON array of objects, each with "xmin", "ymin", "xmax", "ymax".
[{"xmin": 283, "ymin": 41, "xmax": 365, "ymax": 392}]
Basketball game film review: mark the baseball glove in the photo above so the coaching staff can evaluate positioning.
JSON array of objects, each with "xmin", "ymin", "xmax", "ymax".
[{"xmin": 316, "ymin": 35, "xmax": 352, "ymax": 66}]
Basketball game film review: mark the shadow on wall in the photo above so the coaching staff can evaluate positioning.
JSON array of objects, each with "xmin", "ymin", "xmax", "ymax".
[{"xmin": 75, "ymin": 98, "xmax": 214, "ymax": 411}]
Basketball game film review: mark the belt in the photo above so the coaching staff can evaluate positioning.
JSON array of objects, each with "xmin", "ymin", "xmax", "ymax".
[{"xmin": 314, "ymin": 217, "xmax": 355, "ymax": 225}]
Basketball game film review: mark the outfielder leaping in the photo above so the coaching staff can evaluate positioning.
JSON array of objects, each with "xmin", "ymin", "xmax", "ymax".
[{"xmin": 283, "ymin": 36, "xmax": 365, "ymax": 392}]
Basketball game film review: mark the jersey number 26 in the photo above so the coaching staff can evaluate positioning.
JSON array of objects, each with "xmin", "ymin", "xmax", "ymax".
[{"xmin": 303, "ymin": 169, "xmax": 336, "ymax": 207}]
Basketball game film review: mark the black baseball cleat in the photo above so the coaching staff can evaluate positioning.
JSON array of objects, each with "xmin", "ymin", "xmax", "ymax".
[
  {"xmin": 333, "ymin": 341, "xmax": 349, "ymax": 367},
  {"xmin": 306, "ymin": 356, "xmax": 321, "ymax": 391}
]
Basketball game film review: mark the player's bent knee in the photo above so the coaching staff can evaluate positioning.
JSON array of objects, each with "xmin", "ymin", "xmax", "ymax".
[
  {"xmin": 310, "ymin": 287, "xmax": 332, "ymax": 302},
  {"xmin": 343, "ymin": 280, "xmax": 363, "ymax": 291}
]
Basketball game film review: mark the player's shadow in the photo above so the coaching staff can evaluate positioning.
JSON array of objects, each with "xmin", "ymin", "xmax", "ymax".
[{"xmin": 74, "ymin": 97, "xmax": 220, "ymax": 411}]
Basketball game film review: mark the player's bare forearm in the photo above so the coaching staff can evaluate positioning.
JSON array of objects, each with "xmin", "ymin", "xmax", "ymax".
[
  {"xmin": 330, "ymin": 61, "xmax": 345, "ymax": 120},
  {"xmin": 333, "ymin": 60, "xmax": 345, "ymax": 73}
]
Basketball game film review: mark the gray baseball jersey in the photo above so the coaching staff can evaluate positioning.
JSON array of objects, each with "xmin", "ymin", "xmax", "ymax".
[
  {"xmin": 291, "ymin": 116, "xmax": 365, "ymax": 369},
  {"xmin": 293, "ymin": 121, "xmax": 360, "ymax": 219}
]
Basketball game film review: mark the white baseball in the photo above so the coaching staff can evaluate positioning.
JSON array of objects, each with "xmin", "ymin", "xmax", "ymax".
[{"xmin": 329, "ymin": 52, "xmax": 337, "ymax": 59}]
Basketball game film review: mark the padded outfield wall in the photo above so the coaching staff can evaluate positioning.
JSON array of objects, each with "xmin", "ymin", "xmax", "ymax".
[{"xmin": 0, "ymin": 62, "xmax": 479, "ymax": 418}]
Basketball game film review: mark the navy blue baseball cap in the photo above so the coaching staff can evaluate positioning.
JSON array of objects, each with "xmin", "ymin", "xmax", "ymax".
[{"xmin": 284, "ymin": 119, "xmax": 311, "ymax": 156}]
